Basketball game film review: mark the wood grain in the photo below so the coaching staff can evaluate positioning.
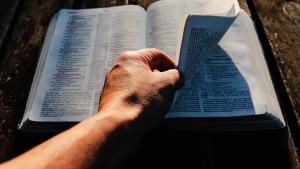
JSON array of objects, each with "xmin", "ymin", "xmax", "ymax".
[
  {"xmin": 0, "ymin": 0, "xmax": 73, "ymax": 161},
  {"xmin": 252, "ymin": 0, "xmax": 300, "ymax": 167},
  {"xmin": 0, "ymin": 0, "xmax": 22, "ymax": 61}
]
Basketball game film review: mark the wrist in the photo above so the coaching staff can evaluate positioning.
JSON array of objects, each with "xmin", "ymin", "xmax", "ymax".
[
  {"xmin": 98, "ymin": 90, "xmax": 169, "ymax": 133},
  {"xmin": 96, "ymin": 96, "xmax": 145, "ymax": 135}
]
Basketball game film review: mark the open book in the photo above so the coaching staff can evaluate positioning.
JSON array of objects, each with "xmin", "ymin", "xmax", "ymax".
[{"xmin": 18, "ymin": 0, "xmax": 285, "ymax": 132}]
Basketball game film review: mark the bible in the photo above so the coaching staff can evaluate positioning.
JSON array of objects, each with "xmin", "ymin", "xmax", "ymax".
[{"xmin": 18, "ymin": 0, "xmax": 285, "ymax": 132}]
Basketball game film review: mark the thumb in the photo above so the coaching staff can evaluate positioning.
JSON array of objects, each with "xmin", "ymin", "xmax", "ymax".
[{"xmin": 160, "ymin": 69, "xmax": 185, "ymax": 91}]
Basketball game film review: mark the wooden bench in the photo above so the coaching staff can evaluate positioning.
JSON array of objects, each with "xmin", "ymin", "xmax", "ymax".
[{"xmin": 0, "ymin": 0, "xmax": 299, "ymax": 168}]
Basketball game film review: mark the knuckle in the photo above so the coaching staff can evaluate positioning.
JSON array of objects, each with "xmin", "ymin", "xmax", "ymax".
[{"xmin": 119, "ymin": 51, "xmax": 135, "ymax": 61}]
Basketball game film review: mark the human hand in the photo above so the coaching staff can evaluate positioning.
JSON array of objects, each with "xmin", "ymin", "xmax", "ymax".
[{"xmin": 98, "ymin": 48, "xmax": 185, "ymax": 132}]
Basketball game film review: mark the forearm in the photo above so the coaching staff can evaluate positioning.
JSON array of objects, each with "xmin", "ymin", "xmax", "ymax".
[{"xmin": 1, "ymin": 106, "xmax": 143, "ymax": 169}]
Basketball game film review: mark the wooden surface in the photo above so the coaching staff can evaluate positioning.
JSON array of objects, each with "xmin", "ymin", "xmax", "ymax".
[
  {"xmin": 0, "ymin": 0, "xmax": 299, "ymax": 168},
  {"xmin": 250, "ymin": 0, "xmax": 300, "ymax": 167}
]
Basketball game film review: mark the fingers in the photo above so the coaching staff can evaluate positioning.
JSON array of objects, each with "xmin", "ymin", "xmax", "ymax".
[
  {"xmin": 142, "ymin": 48, "xmax": 177, "ymax": 71},
  {"xmin": 137, "ymin": 48, "xmax": 185, "ymax": 90},
  {"xmin": 120, "ymin": 48, "xmax": 177, "ymax": 71},
  {"xmin": 117, "ymin": 48, "xmax": 185, "ymax": 91},
  {"xmin": 160, "ymin": 69, "xmax": 185, "ymax": 91}
]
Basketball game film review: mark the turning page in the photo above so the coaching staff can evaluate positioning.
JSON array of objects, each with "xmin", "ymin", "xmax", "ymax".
[{"xmin": 167, "ymin": 10, "xmax": 266, "ymax": 118}]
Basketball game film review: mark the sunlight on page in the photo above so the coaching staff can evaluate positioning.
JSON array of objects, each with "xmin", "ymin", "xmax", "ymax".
[{"xmin": 167, "ymin": 11, "xmax": 267, "ymax": 118}]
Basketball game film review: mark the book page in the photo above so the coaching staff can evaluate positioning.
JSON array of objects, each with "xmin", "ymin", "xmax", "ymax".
[
  {"xmin": 166, "ymin": 10, "xmax": 266, "ymax": 118},
  {"xmin": 146, "ymin": 0, "xmax": 238, "ymax": 60},
  {"xmin": 238, "ymin": 10, "xmax": 284, "ymax": 122},
  {"xmin": 27, "ymin": 6, "xmax": 147, "ymax": 121},
  {"xmin": 176, "ymin": 15, "xmax": 237, "ymax": 81}
]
